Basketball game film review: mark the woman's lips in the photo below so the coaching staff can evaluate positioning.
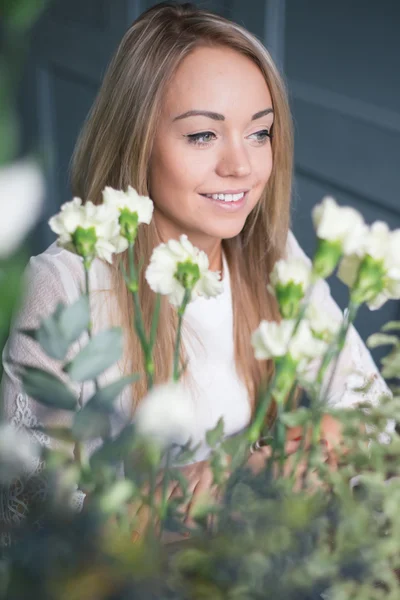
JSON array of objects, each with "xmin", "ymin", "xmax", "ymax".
[{"xmin": 199, "ymin": 191, "xmax": 248, "ymax": 211}]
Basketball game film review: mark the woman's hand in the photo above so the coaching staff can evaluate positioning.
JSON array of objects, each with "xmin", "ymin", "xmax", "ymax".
[{"xmin": 247, "ymin": 415, "xmax": 342, "ymax": 485}]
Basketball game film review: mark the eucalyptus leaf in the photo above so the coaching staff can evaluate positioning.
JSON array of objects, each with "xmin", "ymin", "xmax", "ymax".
[
  {"xmin": 20, "ymin": 298, "xmax": 90, "ymax": 361},
  {"xmin": 72, "ymin": 406, "xmax": 111, "ymax": 442},
  {"xmin": 59, "ymin": 295, "xmax": 90, "ymax": 344},
  {"xmin": 20, "ymin": 366, "xmax": 77, "ymax": 410},
  {"xmin": 381, "ymin": 350, "xmax": 400, "ymax": 380},
  {"xmin": 382, "ymin": 321, "xmax": 400, "ymax": 332},
  {"xmin": 173, "ymin": 440, "xmax": 202, "ymax": 465},
  {"xmin": 169, "ymin": 468, "xmax": 190, "ymax": 498},
  {"xmin": 85, "ymin": 374, "xmax": 139, "ymax": 411},
  {"xmin": 35, "ymin": 307, "xmax": 70, "ymax": 360},
  {"xmin": 280, "ymin": 407, "xmax": 310, "ymax": 428},
  {"xmin": 367, "ymin": 333, "xmax": 399, "ymax": 349},
  {"xmin": 90, "ymin": 424, "xmax": 136, "ymax": 471},
  {"xmin": 63, "ymin": 328, "xmax": 123, "ymax": 382},
  {"xmin": 206, "ymin": 417, "xmax": 225, "ymax": 449}
]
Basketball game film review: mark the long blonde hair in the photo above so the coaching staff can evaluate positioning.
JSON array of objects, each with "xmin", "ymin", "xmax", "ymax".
[{"xmin": 70, "ymin": 1, "xmax": 294, "ymax": 420}]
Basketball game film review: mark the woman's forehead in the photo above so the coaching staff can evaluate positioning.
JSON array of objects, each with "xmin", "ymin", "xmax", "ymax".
[{"xmin": 162, "ymin": 46, "xmax": 272, "ymax": 120}]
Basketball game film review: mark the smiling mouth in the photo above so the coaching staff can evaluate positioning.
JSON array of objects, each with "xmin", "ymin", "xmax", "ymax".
[{"xmin": 200, "ymin": 191, "xmax": 248, "ymax": 203}]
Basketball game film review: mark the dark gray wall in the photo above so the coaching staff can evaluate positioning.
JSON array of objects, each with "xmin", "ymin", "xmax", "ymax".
[{"xmin": 20, "ymin": 0, "xmax": 400, "ymax": 354}]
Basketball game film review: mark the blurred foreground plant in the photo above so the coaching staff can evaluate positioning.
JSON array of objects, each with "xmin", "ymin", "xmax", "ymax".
[{"xmin": 1, "ymin": 187, "xmax": 400, "ymax": 600}]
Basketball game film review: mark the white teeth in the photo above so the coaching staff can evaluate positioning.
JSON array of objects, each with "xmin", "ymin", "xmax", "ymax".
[{"xmin": 205, "ymin": 192, "xmax": 245, "ymax": 202}]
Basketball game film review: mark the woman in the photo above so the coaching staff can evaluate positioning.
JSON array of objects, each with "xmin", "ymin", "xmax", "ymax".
[{"xmin": 0, "ymin": 2, "xmax": 389, "ymax": 538}]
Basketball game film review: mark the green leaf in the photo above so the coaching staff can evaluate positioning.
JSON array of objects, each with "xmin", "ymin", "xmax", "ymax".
[
  {"xmin": 173, "ymin": 440, "xmax": 202, "ymax": 466},
  {"xmin": 59, "ymin": 295, "xmax": 90, "ymax": 344},
  {"xmin": 72, "ymin": 373, "xmax": 139, "ymax": 441},
  {"xmin": 90, "ymin": 424, "xmax": 136, "ymax": 471},
  {"xmin": 20, "ymin": 297, "xmax": 90, "ymax": 361},
  {"xmin": 25, "ymin": 304, "xmax": 69, "ymax": 360},
  {"xmin": 63, "ymin": 328, "xmax": 123, "ymax": 382},
  {"xmin": 381, "ymin": 350, "xmax": 400, "ymax": 380},
  {"xmin": 4, "ymin": 0, "xmax": 50, "ymax": 34},
  {"xmin": 85, "ymin": 374, "xmax": 139, "ymax": 411},
  {"xmin": 205, "ymin": 417, "xmax": 225, "ymax": 449},
  {"xmin": 0, "ymin": 250, "xmax": 26, "ymax": 354},
  {"xmin": 367, "ymin": 333, "xmax": 399, "ymax": 349},
  {"xmin": 382, "ymin": 321, "xmax": 400, "ymax": 332},
  {"xmin": 169, "ymin": 468, "xmax": 190, "ymax": 498},
  {"xmin": 20, "ymin": 366, "xmax": 77, "ymax": 410},
  {"xmin": 72, "ymin": 406, "xmax": 111, "ymax": 441},
  {"xmin": 280, "ymin": 407, "xmax": 310, "ymax": 428}
]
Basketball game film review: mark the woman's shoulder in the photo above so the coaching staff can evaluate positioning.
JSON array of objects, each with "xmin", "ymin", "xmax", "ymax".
[{"xmin": 26, "ymin": 241, "xmax": 112, "ymax": 302}]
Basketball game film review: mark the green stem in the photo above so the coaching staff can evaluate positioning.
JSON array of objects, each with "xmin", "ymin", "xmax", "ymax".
[
  {"xmin": 83, "ymin": 260, "xmax": 98, "ymax": 394},
  {"xmin": 321, "ymin": 301, "xmax": 360, "ymax": 402},
  {"xmin": 301, "ymin": 300, "xmax": 360, "ymax": 486},
  {"xmin": 248, "ymin": 281, "xmax": 317, "ymax": 444},
  {"xmin": 173, "ymin": 289, "xmax": 191, "ymax": 381},
  {"xmin": 159, "ymin": 448, "xmax": 172, "ymax": 537},
  {"xmin": 127, "ymin": 243, "xmax": 154, "ymax": 389}
]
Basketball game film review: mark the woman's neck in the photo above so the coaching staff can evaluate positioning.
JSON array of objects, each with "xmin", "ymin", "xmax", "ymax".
[{"xmin": 153, "ymin": 215, "xmax": 223, "ymax": 273}]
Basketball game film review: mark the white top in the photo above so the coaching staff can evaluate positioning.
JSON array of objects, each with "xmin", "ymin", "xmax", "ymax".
[{"xmin": 0, "ymin": 230, "xmax": 390, "ymax": 539}]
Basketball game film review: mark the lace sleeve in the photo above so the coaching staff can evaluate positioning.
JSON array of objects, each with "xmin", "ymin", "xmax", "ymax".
[
  {"xmin": 0, "ymin": 248, "xmax": 86, "ymax": 546},
  {"xmin": 286, "ymin": 230, "xmax": 392, "ymax": 408}
]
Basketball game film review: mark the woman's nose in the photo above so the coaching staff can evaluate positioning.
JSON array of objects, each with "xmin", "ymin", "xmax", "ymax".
[{"xmin": 216, "ymin": 140, "xmax": 252, "ymax": 178}]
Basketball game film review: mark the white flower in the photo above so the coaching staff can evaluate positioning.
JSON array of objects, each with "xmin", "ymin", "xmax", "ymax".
[
  {"xmin": 102, "ymin": 186, "xmax": 154, "ymax": 225},
  {"xmin": 338, "ymin": 221, "xmax": 400, "ymax": 310},
  {"xmin": 134, "ymin": 381, "xmax": 196, "ymax": 450},
  {"xmin": 49, "ymin": 197, "xmax": 128, "ymax": 263},
  {"xmin": 306, "ymin": 302, "xmax": 341, "ymax": 343},
  {"xmin": 145, "ymin": 234, "xmax": 223, "ymax": 306},
  {"xmin": 251, "ymin": 318, "xmax": 327, "ymax": 366},
  {"xmin": 0, "ymin": 424, "xmax": 41, "ymax": 484},
  {"xmin": 312, "ymin": 196, "xmax": 367, "ymax": 255},
  {"xmin": 269, "ymin": 258, "xmax": 311, "ymax": 291},
  {"xmin": 0, "ymin": 160, "xmax": 44, "ymax": 258}
]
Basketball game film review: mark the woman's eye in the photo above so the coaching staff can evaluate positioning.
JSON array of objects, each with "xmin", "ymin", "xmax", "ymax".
[
  {"xmin": 186, "ymin": 131, "xmax": 216, "ymax": 146},
  {"xmin": 249, "ymin": 129, "xmax": 272, "ymax": 144}
]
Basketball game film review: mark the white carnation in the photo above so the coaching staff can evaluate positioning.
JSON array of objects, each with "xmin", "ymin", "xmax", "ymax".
[
  {"xmin": 134, "ymin": 381, "xmax": 196, "ymax": 450},
  {"xmin": 0, "ymin": 424, "xmax": 41, "ymax": 484},
  {"xmin": 49, "ymin": 197, "xmax": 128, "ymax": 263},
  {"xmin": 102, "ymin": 185, "xmax": 154, "ymax": 224},
  {"xmin": 0, "ymin": 160, "xmax": 44, "ymax": 258},
  {"xmin": 269, "ymin": 258, "xmax": 311, "ymax": 290},
  {"xmin": 338, "ymin": 221, "xmax": 400, "ymax": 310},
  {"xmin": 251, "ymin": 319, "xmax": 327, "ymax": 365},
  {"xmin": 145, "ymin": 234, "xmax": 223, "ymax": 306},
  {"xmin": 312, "ymin": 196, "xmax": 367, "ymax": 255},
  {"xmin": 306, "ymin": 302, "xmax": 341, "ymax": 342}
]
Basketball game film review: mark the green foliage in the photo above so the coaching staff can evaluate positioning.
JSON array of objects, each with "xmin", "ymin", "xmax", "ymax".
[
  {"xmin": 21, "ymin": 296, "xmax": 90, "ymax": 360},
  {"xmin": 19, "ymin": 365, "xmax": 78, "ymax": 410},
  {"xmin": 63, "ymin": 327, "xmax": 123, "ymax": 381},
  {"xmin": 205, "ymin": 416, "xmax": 224, "ymax": 449}
]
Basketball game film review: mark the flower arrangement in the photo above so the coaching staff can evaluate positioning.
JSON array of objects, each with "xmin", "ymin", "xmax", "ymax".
[{"xmin": 1, "ymin": 178, "xmax": 400, "ymax": 599}]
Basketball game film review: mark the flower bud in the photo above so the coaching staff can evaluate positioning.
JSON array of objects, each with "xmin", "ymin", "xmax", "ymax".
[
  {"xmin": 274, "ymin": 281, "xmax": 306, "ymax": 319},
  {"xmin": 350, "ymin": 255, "xmax": 386, "ymax": 306},
  {"xmin": 313, "ymin": 238, "xmax": 342, "ymax": 279},
  {"xmin": 174, "ymin": 261, "xmax": 201, "ymax": 291},
  {"xmin": 118, "ymin": 208, "xmax": 139, "ymax": 244},
  {"xmin": 71, "ymin": 226, "xmax": 97, "ymax": 262}
]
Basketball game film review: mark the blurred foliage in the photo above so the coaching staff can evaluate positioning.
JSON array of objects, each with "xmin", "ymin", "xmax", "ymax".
[
  {"xmin": 0, "ymin": 0, "xmax": 51, "ymax": 165},
  {"xmin": 0, "ymin": 0, "xmax": 50, "ymax": 379}
]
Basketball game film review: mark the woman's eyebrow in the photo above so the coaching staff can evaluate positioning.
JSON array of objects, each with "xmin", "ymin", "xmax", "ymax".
[{"xmin": 172, "ymin": 108, "xmax": 274, "ymax": 122}]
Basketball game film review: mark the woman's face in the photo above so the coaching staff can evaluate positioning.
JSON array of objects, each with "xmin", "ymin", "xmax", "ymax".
[{"xmin": 149, "ymin": 45, "xmax": 274, "ymax": 252}]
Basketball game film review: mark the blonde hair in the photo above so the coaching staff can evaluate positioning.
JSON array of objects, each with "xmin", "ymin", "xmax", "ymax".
[{"xmin": 70, "ymin": 1, "xmax": 294, "ymax": 422}]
